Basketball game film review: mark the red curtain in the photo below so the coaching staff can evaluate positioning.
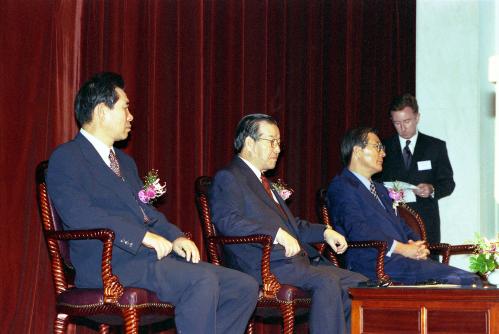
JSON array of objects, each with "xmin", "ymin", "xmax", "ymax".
[{"xmin": 0, "ymin": 0, "xmax": 414, "ymax": 333}]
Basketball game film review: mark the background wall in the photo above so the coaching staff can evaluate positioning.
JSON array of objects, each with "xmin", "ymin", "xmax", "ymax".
[{"xmin": 416, "ymin": 0, "xmax": 498, "ymax": 269}]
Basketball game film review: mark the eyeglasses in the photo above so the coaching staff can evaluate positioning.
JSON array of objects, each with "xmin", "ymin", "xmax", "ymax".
[
  {"xmin": 258, "ymin": 137, "xmax": 281, "ymax": 148},
  {"xmin": 364, "ymin": 142, "xmax": 385, "ymax": 152}
]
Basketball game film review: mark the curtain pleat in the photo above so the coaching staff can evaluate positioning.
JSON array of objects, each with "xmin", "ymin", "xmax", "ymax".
[{"xmin": 0, "ymin": 0, "xmax": 415, "ymax": 333}]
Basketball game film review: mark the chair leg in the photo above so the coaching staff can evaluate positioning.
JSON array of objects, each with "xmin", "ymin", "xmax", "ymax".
[
  {"xmin": 54, "ymin": 314, "xmax": 68, "ymax": 334},
  {"xmin": 246, "ymin": 318, "xmax": 255, "ymax": 334},
  {"xmin": 123, "ymin": 308, "xmax": 140, "ymax": 334},
  {"xmin": 98, "ymin": 324, "xmax": 110, "ymax": 334},
  {"xmin": 280, "ymin": 303, "xmax": 295, "ymax": 334}
]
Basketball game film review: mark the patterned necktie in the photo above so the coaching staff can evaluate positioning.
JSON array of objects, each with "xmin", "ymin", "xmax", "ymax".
[
  {"xmin": 109, "ymin": 149, "xmax": 122, "ymax": 177},
  {"xmin": 370, "ymin": 181, "xmax": 382, "ymax": 203},
  {"xmin": 108, "ymin": 150, "xmax": 149, "ymax": 222},
  {"xmin": 261, "ymin": 175, "xmax": 286, "ymax": 216},
  {"xmin": 403, "ymin": 140, "xmax": 412, "ymax": 169}
]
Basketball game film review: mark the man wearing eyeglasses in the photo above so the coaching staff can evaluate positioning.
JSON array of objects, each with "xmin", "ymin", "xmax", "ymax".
[
  {"xmin": 327, "ymin": 127, "xmax": 479, "ymax": 285},
  {"xmin": 209, "ymin": 113, "xmax": 367, "ymax": 334},
  {"xmin": 378, "ymin": 94, "xmax": 455, "ymax": 246}
]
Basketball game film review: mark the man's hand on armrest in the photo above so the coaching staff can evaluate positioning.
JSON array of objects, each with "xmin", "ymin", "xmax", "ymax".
[
  {"xmin": 172, "ymin": 237, "xmax": 200, "ymax": 263},
  {"xmin": 142, "ymin": 231, "xmax": 173, "ymax": 260},
  {"xmin": 323, "ymin": 227, "xmax": 348, "ymax": 254},
  {"xmin": 394, "ymin": 239, "xmax": 429, "ymax": 260},
  {"xmin": 275, "ymin": 228, "xmax": 301, "ymax": 257}
]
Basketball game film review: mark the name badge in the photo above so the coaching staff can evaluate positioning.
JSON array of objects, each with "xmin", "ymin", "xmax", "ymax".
[{"xmin": 417, "ymin": 160, "xmax": 432, "ymax": 171}]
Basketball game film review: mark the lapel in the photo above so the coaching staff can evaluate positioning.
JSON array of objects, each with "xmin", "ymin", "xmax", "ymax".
[
  {"xmin": 411, "ymin": 132, "xmax": 428, "ymax": 170},
  {"xmin": 233, "ymin": 157, "xmax": 291, "ymax": 222},
  {"xmin": 386, "ymin": 135, "xmax": 412, "ymax": 176},
  {"xmin": 75, "ymin": 134, "xmax": 144, "ymax": 218},
  {"xmin": 343, "ymin": 169, "xmax": 401, "ymax": 226}
]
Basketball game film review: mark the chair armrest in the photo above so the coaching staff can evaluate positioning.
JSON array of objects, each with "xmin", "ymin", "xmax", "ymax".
[
  {"xmin": 448, "ymin": 243, "xmax": 477, "ymax": 255},
  {"xmin": 427, "ymin": 242, "xmax": 451, "ymax": 264},
  {"xmin": 208, "ymin": 234, "xmax": 280, "ymax": 298},
  {"xmin": 324, "ymin": 240, "xmax": 390, "ymax": 282},
  {"xmin": 45, "ymin": 228, "xmax": 124, "ymax": 303},
  {"xmin": 446, "ymin": 244, "xmax": 477, "ymax": 265},
  {"xmin": 349, "ymin": 240, "xmax": 390, "ymax": 282}
]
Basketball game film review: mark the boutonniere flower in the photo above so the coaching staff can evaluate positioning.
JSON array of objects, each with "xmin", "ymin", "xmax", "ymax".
[
  {"xmin": 469, "ymin": 233, "xmax": 499, "ymax": 276},
  {"xmin": 272, "ymin": 179, "xmax": 294, "ymax": 201},
  {"xmin": 387, "ymin": 181, "xmax": 405, "ymax": 215},
  {"xmin": 138, "ymin": 169, "xmax": 166, "ymax": 204}
]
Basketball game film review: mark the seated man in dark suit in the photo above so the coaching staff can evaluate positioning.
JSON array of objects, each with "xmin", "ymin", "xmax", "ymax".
[
  {"xmin": 209, "ymin": 113, "xmax": 367, "ymax": 334},
  {"xmin": 47, "ymin": 72, "xmax": 258, "ymax": 334},
  {"xmin": 327, "ymin": 126, "xmax": 481, "ymax": 285}
]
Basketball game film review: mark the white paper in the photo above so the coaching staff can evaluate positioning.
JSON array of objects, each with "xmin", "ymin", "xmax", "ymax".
[
  {"xmin": 383, "ymin": 181, "xmax": 417, "ymax": 203},
  {"xmin": 417, "ymin": 160, "xmax": 432, "ymax": 171}
]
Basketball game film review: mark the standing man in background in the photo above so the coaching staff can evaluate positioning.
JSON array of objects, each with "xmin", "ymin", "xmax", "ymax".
[{"xmin": 379, "ymin": 93, "xmax": 455, "ymax": 245}]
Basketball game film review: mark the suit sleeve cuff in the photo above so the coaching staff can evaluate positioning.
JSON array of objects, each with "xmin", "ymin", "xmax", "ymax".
[{"xmin": 386, "ymin": 240, "xmax": 398, "ymax": 257}]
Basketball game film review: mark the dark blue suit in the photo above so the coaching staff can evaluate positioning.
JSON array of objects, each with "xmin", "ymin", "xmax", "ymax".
[
  {"xmin": 327, "ymin": 168, "xmax": 480, "ymax": 285},
  {"xmin": 210, "ymin": 157, "xmax": 367, "ymax": 334},
  {"xmin": 47, "ymin": 133, "xmax": 258, "ymax": 334}
]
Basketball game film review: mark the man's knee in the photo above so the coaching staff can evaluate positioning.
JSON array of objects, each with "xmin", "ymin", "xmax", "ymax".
[
  {"xmin": 193, "ymin": 267, "xmax": 220, "ymax": 294},
  {"xmin": 238, "ymin": 273, "xmax": 259, "ymax": 297},
  {"xmin": 310, "ymin": 272, "xmax": 343, "ymax": 295}
]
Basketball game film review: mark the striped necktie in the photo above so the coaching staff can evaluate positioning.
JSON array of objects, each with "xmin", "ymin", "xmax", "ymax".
[
  {"xmin": 370, "ymin": 181, "xmax": 382, "ymax": 203},
  {"xmin": 261, "ymin": 175, "xmax": 286, "ymax": 217}
]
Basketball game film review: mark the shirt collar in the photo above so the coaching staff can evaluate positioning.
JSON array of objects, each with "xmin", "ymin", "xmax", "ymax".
[
  {"xmin": 349, "ymin": 169, "xmax": 372, "ymax": 190},
  {"xmin": 80, "ymin": 128, "xmax": 114, "ymax": 167},
  {"xmin": 238, "ymin": 155, "xmax": 264, "ymax": 180},
  {"xmin": 398, "ymin": 131, "xmax": 418, "ymax": 153}
]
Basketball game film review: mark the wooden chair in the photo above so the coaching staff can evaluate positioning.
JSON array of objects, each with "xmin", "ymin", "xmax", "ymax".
[
  {"xmin": 317, "ymin": 188, "xmax": 476, "ymax": 267},
  {"xmin": 397, "ymin": 203, "xmax": 477, "ymax": 263},
  {"xmin": 195, "ymin": 176, "xmax": 390, "ymax": 333},
  {"xmin": 36, "ymin": 161, "xmax": 175, "ymax": 334},
  {"xmin": 316, "ymin": 189, "xmax": 390, "ymax": 282},
  {"xmin": 195, "ymin": 176, "xmax": 313, "ymax": 334}
]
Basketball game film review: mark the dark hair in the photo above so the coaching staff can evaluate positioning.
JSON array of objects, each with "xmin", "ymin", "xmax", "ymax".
[
  {"xmin": 74, "ymin": 72, "xmax": 125, "ymax": 126},
  {"xmin": 340, "ymin": 127, "xmax": 377, "ymax": 166},
  {"xmin": 388, "ymin": 93, "xmax": 419, "ymax": 116},
  {"xmin": 234, "ymin": 114, "xmax": 277, "ymax": 153}
]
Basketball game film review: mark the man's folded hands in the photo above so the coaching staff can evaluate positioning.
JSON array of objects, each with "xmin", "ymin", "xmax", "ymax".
[
  {"xmin": 395, "ymin": 239, "xmax": 430, "ymax": 260},
  {"xmin": 142, "ymin": 232, "xmax": 200, "ymax": 263}
]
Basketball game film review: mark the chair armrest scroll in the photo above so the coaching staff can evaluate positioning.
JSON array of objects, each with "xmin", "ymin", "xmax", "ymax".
[
  {"xmin": 45, "ymin": 228, "xmax": 124, "ymax": 303},
  {"xmin": 208, "ymin": 234, "xmax": 280, "ymax": 298}
]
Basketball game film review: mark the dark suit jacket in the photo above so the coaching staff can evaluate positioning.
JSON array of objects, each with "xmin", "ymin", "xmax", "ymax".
[
  {"xmin": 327, "ymin": 169, "xmax": 479, "ymax": 285},
  {"xmin": 327, "ymin": 168, "xmax": 423, "ymax": 280},
  {"xmin": 46, "ymin": 133, "xmax": 184, "ymax": 288},
  {"xmin": 209, "ymin": 157, "xmax": 326, "ymax": 283},
  {"xmin": 378, "ymin": 132, "xmax": 455, "ymax": 244}
]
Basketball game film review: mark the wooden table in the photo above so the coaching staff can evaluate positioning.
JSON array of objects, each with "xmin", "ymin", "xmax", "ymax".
[{"xmin": 349, "ymin": 286, "xmax": 499, "ymax": 334}]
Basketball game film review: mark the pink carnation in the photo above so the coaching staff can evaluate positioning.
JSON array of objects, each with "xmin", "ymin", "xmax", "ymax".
[
  {"xmin": 138, "ymin": 190, "xmax": 149, "ymax": 203},
  {"xmin": 388, "ymin": 189, "xmax": 404, "ymax": 202},
  {"xmin": 145, "ymin": 185, "xmax": 156, "ymax": 197},
  {"xmin": 279, "ymin": 189, "xmax": 293, "ymax": 201}
]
